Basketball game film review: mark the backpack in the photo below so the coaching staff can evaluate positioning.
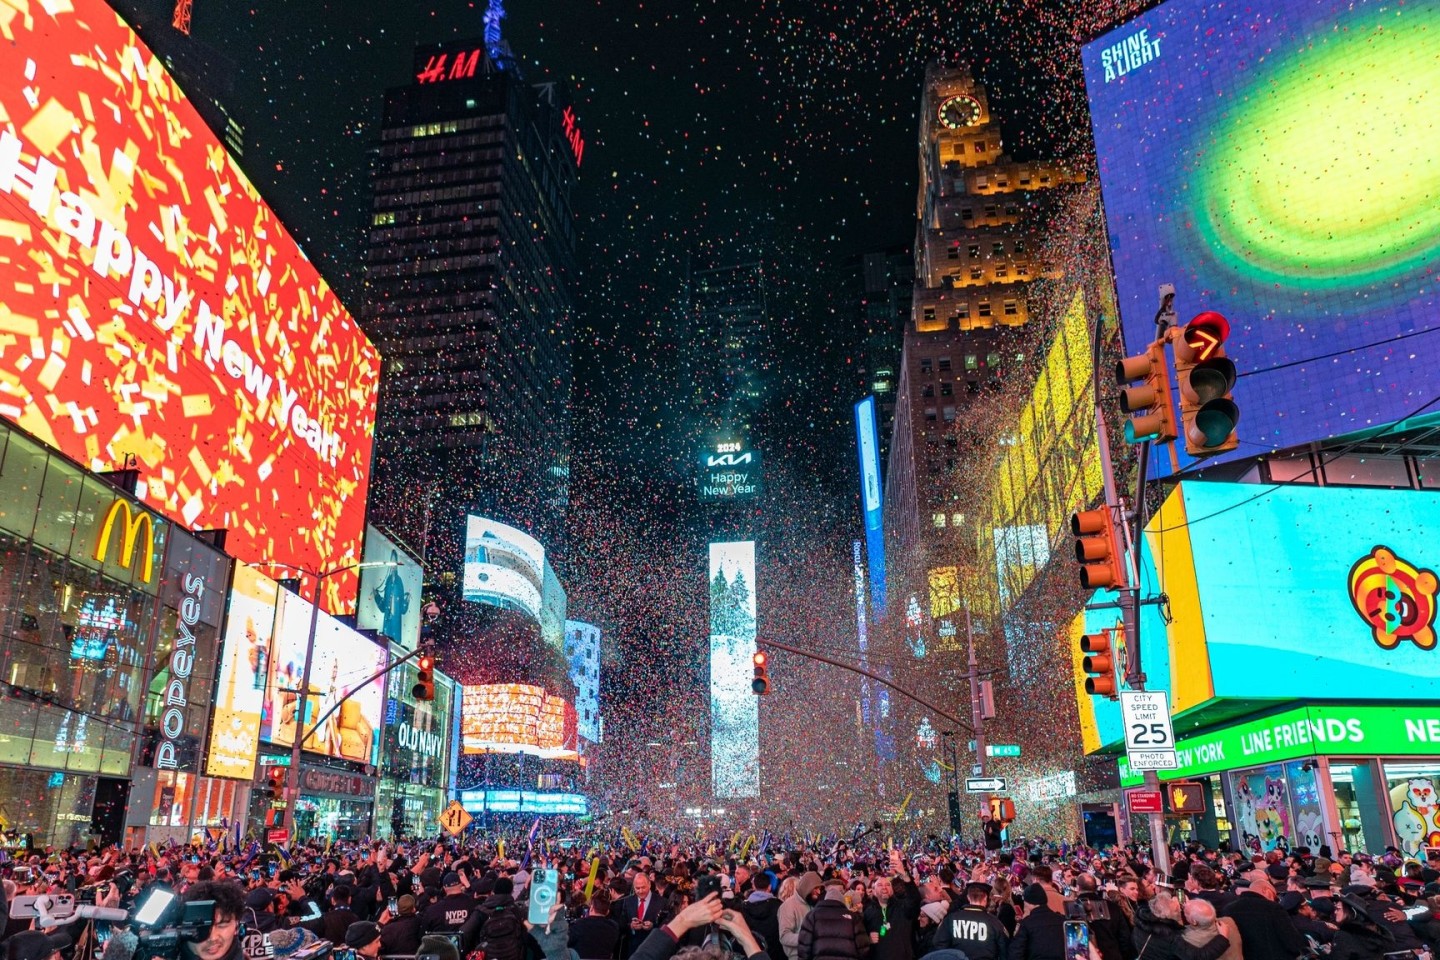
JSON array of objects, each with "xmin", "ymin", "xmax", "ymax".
[{"xmin": 475, "ymin": 906, "xmax": 525, "ymax": 960}]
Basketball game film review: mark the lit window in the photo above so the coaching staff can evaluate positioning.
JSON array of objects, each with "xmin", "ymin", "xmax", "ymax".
[
  {"xmin": 965, "ymin": 355, "xmax": 979, "ymax": 371},
  {"xmin": 952, "ymin": 513, "xmax": 965, "ymax": 526},
  {"xmin": 987, "ymin": 352, "xmax": 1002, "ymax": 367},
  {"xmin": 933, "ymin": 513, "xmax": 947, "ymax": 528}
]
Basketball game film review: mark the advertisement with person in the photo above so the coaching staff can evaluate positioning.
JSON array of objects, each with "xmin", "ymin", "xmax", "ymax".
[
  {"xmin": 356, "ymin": 527, "xmax": 424, "ymax": 649},
  {"xmin": 0, "ymin": 0, "xmax": 381, "ymax": 611},
  {"xmin": 205, "ymin": 565, "xmax": 279, "ymax": 780},
  {"xmin": 263, "ymin": 591, "xmax": 386, "ymax": 764}
]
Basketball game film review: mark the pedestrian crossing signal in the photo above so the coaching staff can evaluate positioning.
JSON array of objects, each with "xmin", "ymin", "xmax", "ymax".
[{"xmin": 1167, "ymin": 782, "xmax": 1206, "ymax": 815}]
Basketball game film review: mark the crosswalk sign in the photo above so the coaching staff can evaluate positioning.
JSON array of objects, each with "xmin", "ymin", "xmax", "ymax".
[
  {"xmin": 1167, "ymin": 782, "xmax": 1206, "ymax": 815},
  {"xmin": 440, "ymin": 800, "xmax": 472, "ymax": 836}
]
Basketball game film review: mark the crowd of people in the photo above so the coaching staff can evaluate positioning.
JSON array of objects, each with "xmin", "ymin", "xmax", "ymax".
[{"xmin": 3, "ymin": 833, "xmax": 1439, "ymax": 960}]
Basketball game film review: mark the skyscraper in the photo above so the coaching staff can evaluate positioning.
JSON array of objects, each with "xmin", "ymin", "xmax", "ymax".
[
  {"xmin": 361, "ymin": 39, "xmax": 582, "ymax": 572},
  {"xmin": 684, "ymin": 243, "xmax": 773, "ymax": 440},
  {"xmin": 884, "ymin": 64, "xmax": 1083, "ymax": 578}
]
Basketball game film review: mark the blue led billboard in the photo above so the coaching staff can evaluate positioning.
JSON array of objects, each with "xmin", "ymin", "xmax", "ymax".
[
  {"xmin": 1084, "ymin": 0, "xmax": 1440, "ymax": 475},
  {"xmin": 855, "ymin": 397, "xmax": 887, "ymax": 613}
]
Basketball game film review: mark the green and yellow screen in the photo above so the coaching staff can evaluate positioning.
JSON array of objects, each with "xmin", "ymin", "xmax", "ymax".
[{"xmin": 1084, "ymin": 0, "xmax": 1439, "ymax": 473}]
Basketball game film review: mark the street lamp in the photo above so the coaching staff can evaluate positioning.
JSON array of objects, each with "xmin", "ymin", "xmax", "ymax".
[{"xmin": 259, "ymin": 559, "xmax": 399, "ymax": 839}]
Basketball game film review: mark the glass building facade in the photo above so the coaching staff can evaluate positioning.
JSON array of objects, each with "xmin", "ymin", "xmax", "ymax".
[{"xmin": 0, "ymin": 422, "xmax": 229, "ymax": 846}]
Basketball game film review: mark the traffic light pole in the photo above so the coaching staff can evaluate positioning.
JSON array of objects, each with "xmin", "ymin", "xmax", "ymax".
[
  {"xmin": 967, "ymin": 605, "xmax": 985, "ymax": 778},
  {"xmin": 755, "ymin": 637, "xmax": 973, "ymax": 732},
  {"xmin": 1094, "ymin": 408, "xmax": 1170, "ymax": 879}
]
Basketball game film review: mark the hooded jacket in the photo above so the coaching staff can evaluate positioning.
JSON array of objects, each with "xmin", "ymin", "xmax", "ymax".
[{"xmin": 781, "ymin": 873, "xmax": 825, "ymax": 960}]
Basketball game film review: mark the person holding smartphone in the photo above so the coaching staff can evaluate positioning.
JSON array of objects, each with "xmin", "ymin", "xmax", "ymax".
[{"xmin": 380, "ymin": 894, "xmax": 426, "ymax": 955}]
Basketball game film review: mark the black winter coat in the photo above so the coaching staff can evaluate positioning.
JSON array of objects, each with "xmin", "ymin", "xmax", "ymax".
[
  {"xmin": 1129, "ymin": 908, "xmax": 1230, "ymax": 960},
  {"xmin": 863, "ymin": 884, "xmax": 921, "ymax": 960},
  {"xmin": 1008, "ymin": 905, "xmax": 1066, "ymax": 960},
  {"xmin": 799, "ymin": 896, "xmax": 873, "ymax": 960},
  {"xmin": 1327, "ymin": 921, "xmax": 1394, "ymax": 960},
  {"xmin": 1072, "ymin": 895, "xmax": 1128, "ymax": 960},
  {"xmin": 931, "ymin": 904, "xmax": 1009, "ymax": 960},
  {"xmin": 1217, "ymin": 894, "xmax": 1308, "ymax": 960},
  {"xmin": 743, "ymin": 895, "xmax": 787, "ymax": 960}
]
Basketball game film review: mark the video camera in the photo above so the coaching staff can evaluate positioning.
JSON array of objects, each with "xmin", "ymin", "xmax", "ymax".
[
  {"xmin": 9, "ymin": 894, "xmax": 129, "ymax": 928},
  {"xmin": 131, "ymin": 888, "xmax": 218, "ymax": 960}
]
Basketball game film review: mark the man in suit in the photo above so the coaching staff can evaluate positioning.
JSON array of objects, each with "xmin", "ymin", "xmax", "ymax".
[{"xmin": 617, "ymin": 869, "xmax": 666, "ymax": 958}]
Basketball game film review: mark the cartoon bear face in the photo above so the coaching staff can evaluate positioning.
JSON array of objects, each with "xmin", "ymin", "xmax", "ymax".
[
  {"xmin": 1407, "ymin": 778, "xmax": 1437, "ymax": 810},
  {"xmin": 1348, "ymin": 546, "xmax": 1439, "ymax": 650}
]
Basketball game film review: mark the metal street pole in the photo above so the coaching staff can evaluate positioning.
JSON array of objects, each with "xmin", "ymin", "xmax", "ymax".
[
  {"xmin": 966, "ymin": 605, "xmax": 984, "ymax": 777},
  {"xmin": 276, "ymin": 560, "xmax": 400, "ymax": 839}
]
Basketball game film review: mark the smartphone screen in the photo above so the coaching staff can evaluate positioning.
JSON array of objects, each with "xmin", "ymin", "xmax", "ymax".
[
  {"xmin": 389, "ymin": 897, "xmax": 399, "ymax": 915},
  {"xmin": 1064, "ymin": 921, "xmax": 1090, "ymax": 960},
  {"xmin": 135, "ymin": 888, "xmax": 176, "ymax": 926}
]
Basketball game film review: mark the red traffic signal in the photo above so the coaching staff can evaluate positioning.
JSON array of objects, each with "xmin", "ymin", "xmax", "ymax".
[
  {"xmin": 413, "ymin": 651, "xmax": 436, "ymax": 702},
  {"xmin": 1079, "ymin": 628, "xmax": 1119, "ymax": 698},
  {"xmin": 265, "ymin": 764, "xmax": 285, "ymax": 802},
  {"xmin": 1070, "ymin": 507, "xmax": 1125, "ymax": 591},
  {"xmin": 1173, "ymin": 312, "xmax": 1239, "ymax": 456},
  {"xmin": 751, "ymin": 651, "xmax": 770, "ymax": 695}
]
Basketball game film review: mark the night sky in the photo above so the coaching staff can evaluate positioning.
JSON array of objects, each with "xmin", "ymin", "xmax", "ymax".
[{"xmin": 111, "ymin": 0, "xmax": 1149, "ymax": 807}]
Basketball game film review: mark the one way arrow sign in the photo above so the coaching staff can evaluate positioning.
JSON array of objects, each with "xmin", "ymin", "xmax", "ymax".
[{"xmin": 965, "ymin": 777, "xmax": 1007, "ymax": 793}]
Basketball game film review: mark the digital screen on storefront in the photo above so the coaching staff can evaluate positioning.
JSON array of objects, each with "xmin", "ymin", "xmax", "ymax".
[
  {"xmin": 206, "ymin": 565, "xmax": 279, "ymax": 780},
  {"xmin": 457, "ymin": 789, "xmax": 588, "ymax": 815},
  {"xmin": 710, "ymin": 540, "xmax": 759, "ymax": 799},
  {"xmin": 462, "ymin": 516, "xmax": 546, "ymax": 620},
  {"xmin": 1084, "ymin": 0, "xmax": 1440, "ymax": 475},
  {"xmin": 0, "ymin": 0, "xmax": 381, "ymax": 612},
  {"xmin": 263, "ymin": 591, "xmax": 387, "ymax": 764},
  {"xmin": 460, "ymin": 684, "xmax": 579, "ymax": 759}
]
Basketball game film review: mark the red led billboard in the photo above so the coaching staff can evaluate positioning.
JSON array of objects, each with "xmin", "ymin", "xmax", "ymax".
[{"xmin": 0, "ymin": 1, "xmax": 379, "ymax": 609}]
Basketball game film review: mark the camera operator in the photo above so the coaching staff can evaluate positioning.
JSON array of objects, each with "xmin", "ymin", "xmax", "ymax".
[
  {"xmin": 1072, "ymin": 875, "xmax": 1129, "ymax": 960},
  {"xmin": 175, "ymin": 882, "xmax": 253, "ymax": 960}
]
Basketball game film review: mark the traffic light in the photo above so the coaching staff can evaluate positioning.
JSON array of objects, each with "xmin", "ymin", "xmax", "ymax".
[
  {"xmin": 1079, "ymin": 627, "xmax": 1118, "ymax": 698},
  {"xmin": 1115, "ymin": 341, "xmax": 1178, "ymax": 444},
  {"xmin": 1070, "ymin": 507, "xmax": 1125, "ymax": 591},
  {"xmin": 264, "ymin": 765, "xmax": 285, "ymax": 803},
  {"xmin": 751, "ymin": 651, "xmax": 770, "ymax": 695},
  {"xmin": 413, "ymin": 652, "xmax": 435, "ymax": 702},
  {"xmin": 1173, "ymin": 311, "xmax": 1239, "ymax": 456},
  {"xmin": 947, "ymin": 790, "xmax": 963, "ymax": 835}
]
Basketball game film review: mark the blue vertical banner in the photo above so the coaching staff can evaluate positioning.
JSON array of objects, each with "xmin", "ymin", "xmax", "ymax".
[{"xmin": 854, "ymin": 397, "xmax": 887, "ymax": 615}]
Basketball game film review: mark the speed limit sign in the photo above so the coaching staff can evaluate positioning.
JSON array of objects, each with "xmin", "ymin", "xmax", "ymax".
[{"xmin": 1120, "ymin": 690, "xmax": 1178, "ymax": 771}]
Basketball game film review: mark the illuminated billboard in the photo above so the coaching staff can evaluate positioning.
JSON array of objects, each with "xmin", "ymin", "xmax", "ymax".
[
  {"xmin": 710, "ymin": 541, "xmax": 759, "ymax": 798},
  {"xmin": 697, "ymin": 446, "xmax": 763, "ymax": 502},
  {"xmin": 458, "ymin": 789, "xmax": 588, "ymax": 815},
  {"xmin": 540, "ymin": 562, "xmax": 568, "ymax": 651},
  {"xmin": 0, "ymin": 0, "xmax": 381, "ymax": 611},
  {"xmin": 1084, "ymin": 0, "xmax": 1440, "ymax": 475},
  {"xmin": 564, "ymin": 620, "xmax": 602, "ymax": 743},
  {"xmin": 460, "ymin": 684, "xmax": 579, "ymax": 759},
  {"xmin": 1076, "ymin": 482, "xmax": 1440, "ymax": 751},
  {"xmin": 357, "ymin": 527, "xmax": 424, "ymax": 650},
  {"xmin": 205, "ymin": 565, "xmax": 279, "ymax": 780},
  {"xmin": 855, "ymin": 397, "xmax": 887, "ymax": 614},
  {"xmin": 262, "ymin": 591, "xmax": 387, "ymax": 764},
  {"xmin": 463, "ymin": 516, "xmax": 545, "ymax": 620}
]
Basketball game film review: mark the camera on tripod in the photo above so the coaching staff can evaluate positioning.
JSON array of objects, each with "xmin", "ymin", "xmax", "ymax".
[{"xmin": 1064, "ymin": 899, "xmax": 1111, "ymax": 922}]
